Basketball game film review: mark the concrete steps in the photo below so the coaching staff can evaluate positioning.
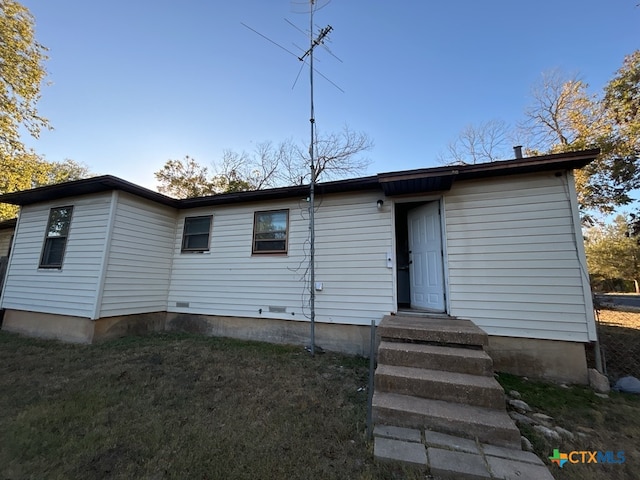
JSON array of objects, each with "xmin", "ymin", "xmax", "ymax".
[
  {"xmin": 373, "ymin": 392, "xmax": 521, "ymax": 448},
  {"xmin": 375, "ymin": 364, "xmax": 506, "ymax": 409},
  {"xmin": 377, "ymin": 314, "xmax": 488, "ymax": 346},
  {"xmin": 372, "ymin": 314, "xmax": 521, "ymax": 452},
  {"xmin": 378, "ymin": 341, "xmax": 493, "ymax": 376}
]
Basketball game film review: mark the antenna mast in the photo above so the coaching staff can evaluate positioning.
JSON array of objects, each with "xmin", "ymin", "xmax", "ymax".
[
  {"xmin": 301, "ymin": 1, "xmax": 332, "ymax": 356},
  {"xmin": 241, "ymin": 2, "xmax": 335, "ymax": 357}
]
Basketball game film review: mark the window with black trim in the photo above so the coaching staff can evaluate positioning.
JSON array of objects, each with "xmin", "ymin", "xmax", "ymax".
[
  {"xmin": 253, "ymin": 209, "xmax": 288, "ymax": 254},
  {"xmin": 181, "ymin": 215, "xmax": 212, "ymax": 252},
  {"xmin": 40, "ymin": 206, "xmax": 73, "ymax": 268}
]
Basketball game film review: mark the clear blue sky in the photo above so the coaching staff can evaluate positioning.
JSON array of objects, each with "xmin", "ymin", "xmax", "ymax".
[{"xmin": 19, "ymin": 0, "xmax": 640, "ymax": 190}]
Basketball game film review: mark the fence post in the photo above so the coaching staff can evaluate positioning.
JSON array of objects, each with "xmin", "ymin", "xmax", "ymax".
[
  {"xmin": 366, "ymin": 319, "xmax": 376, "ymax": 441},
  {"xmin": 594, "ymin": 340, "xmax": 604, "ymax": 374}
]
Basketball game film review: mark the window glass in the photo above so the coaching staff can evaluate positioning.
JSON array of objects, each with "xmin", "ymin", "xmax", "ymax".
[
  {"xmin": 182, "ymin": 215, "xmax": 212, "ymax": 251},
  {"xmin": 46, "ymin": 208, "xmax": 72, "ymax": 237},
  {"xmin": 40, "ymin": 206, "xmax": 73, "ymax": 268},
  {"xmin": 253, "ymin": 210, "xmax": 288, "ymax": 253}
]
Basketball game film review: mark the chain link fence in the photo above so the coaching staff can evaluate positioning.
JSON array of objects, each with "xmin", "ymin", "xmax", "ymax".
[{"xmin": 593, "ymin": 297, "xmax": 640, "ymax": 382}]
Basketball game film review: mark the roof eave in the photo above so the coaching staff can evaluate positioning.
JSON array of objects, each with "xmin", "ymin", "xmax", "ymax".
[
  {"xmin": 179, "ymin": 175, "xmax": 381, "ymax": 208},
  {"xmin": 0, "ymin": 175, "xmax": 180, "ymax": 208},
  {"xmin": 376, "ymin": 148, "xmax": 599, "ymax": 196},
  {"xmin": 456, "ymin": 149, "xmax": 599, "ymax": 180},
  {"xmin": 0, "ymin": 148, "xmax": 600, "ymax": 208}
]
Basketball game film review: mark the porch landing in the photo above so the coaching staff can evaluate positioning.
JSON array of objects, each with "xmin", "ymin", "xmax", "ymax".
[{"xmin": 377, "ymin": 314, "xmax": 488, "ymax": 346}]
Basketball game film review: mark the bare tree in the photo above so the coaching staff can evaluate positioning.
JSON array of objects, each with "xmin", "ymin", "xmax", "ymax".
[
  {"xmin": 273, "ymin": 139, "xmax": 308, "ymax": 185},
  {"xmin": 517, "ymin": 68, "xmax": 639, "ymax": 214},
  {"xmin": 519, "ymin": 69, "xmax": 605, "ymax": 153},
  {"xmin": 154, "ymin": 126, "xmax": 373, "ymax": 197},
  {"xmin": 438, "ymin": 119, "xmax": 513, "ymax": 165},
  {"xmin": 212, "ymin": 143, "xmax": 281, "ymax": 192},
  {"xmin": 312, "ymin": 126, "xmax": 373, "ymax": 181},
  {"xmin": 436, "ymin": 58, "xmax": 640, "ymax": 215},
  {"xmin": 275, "ymin": 126, "xmax": 373, "ymax": 185}
]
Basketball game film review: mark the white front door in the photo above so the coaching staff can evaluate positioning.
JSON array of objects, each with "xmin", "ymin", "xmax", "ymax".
[{"xmin": 407, "ymin": 202, "xmax": 445, "ymax": 311}]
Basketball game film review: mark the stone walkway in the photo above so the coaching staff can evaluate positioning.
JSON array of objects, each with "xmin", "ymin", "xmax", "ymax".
[{"xmin": 374, "ymin": 425, "xmax": 555, "ymax": 479}]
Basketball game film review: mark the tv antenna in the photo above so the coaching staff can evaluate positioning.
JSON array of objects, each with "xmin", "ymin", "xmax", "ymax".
[
  {"xmin": 242, "ymin": 0, "xmax": 339, "ymax": 356},
  {"xmin": 240, "ymin": 22, "xmax": 342, "ymax": 93}
]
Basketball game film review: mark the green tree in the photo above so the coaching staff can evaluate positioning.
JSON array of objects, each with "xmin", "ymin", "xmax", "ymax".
[
  {"xmin": 0, "ymin": 154, "xmax": 91, "ymax": 220},
  {"xmin": 585, "ymin": 215, "xmax": 640, "ymax": 293},
  {"xmin": 0, "ymin": 0, "xmax": 49, "ymax": 151},
  {"xmin": 0, "ymin": 2, "xmax": 92, "ymax": 220},
  {"xmin": 604, "ymin": 50, "xmax": 640, "ymax": 155},
  {"xmin": 602, "ymin": 50, "xmax": 640, "ymax": 215},
  {"xmin": 155, "ymin": 148, "xmax": 281, "ymax": 199},
  {"xmin": 520, "ymin": 69, "xmax": 634, "ymax": 215},
  {"xmin": 154, "ymin": 156, "xmax": 217, "ymax": 199},
  {"xmin": 442, "ymin": 52, "xmax": 640, "ymax": 216}
]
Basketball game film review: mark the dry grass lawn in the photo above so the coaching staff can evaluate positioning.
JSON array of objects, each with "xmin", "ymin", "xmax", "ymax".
[
  {"xmin": 0, "ymin": 331, "xmax": 421, "ymax": 480},
  {"xmin": 596, "ymin": 308, "xmax": 640, "ymax": 329},
  {"xmin": 5, "ymin": 327, "xmax": 639, "ymax": 480}
]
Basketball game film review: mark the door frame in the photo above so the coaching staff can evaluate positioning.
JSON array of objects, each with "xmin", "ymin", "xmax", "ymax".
[{"xmin": 392, "ymin": 196, "xmax": 450, "ymax": 314}]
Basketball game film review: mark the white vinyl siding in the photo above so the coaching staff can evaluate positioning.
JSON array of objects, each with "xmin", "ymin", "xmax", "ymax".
[
  {"xmin": 98, "ymin": 193, "xmax": 176, "ymax": 317},
  {"xmin": 444, "ymin": 172, "xmax": 594, "ymax": 342},
  {"xmin": 0, "ymin": 193, "xmax": 112, "ymax": 318},
  {"xmin": 168, "ymin": 191, "xmax": 394, "ymax": 326},
  {"xmin": 0, "ymin": 168, "xmax": 596, "ymax": 346},
  {"xmin": 314, "ymin": 194, "xmax": 394, "ymax": 322}
]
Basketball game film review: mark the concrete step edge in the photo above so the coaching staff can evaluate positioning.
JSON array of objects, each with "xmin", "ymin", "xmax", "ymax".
[
  {"xmin": 376, "ymin": 364, "xmax": 503, "ymax": 389},
  {"xmin": 375, "ymin": 364, "xmax": 505, "ymax": 408},
  {"xmin": 377, "ymin": 341, "xmax": 494, "ymax": 374},
  {"xmin": 378, "ymin": 320, "xmax": 488, "ymax": 347},
  {"xmin": 378, "ymin": 340, "xmax": 491, "ymax": 359},
  {"xmin": 372, "ymin": 391, "xmax": 521, "ymax": 449}
]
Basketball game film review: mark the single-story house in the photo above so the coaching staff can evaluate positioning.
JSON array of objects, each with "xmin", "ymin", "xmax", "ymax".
[{"xmin": 0, "ymin": 149, "xmax": 600, "ymax": 383}]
